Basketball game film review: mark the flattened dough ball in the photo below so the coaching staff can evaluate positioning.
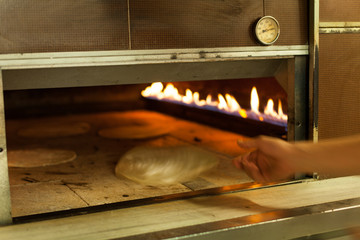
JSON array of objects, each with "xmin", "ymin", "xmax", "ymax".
[
  {"xmin": 98, "ymin": 124, "xmax": 172, "ymax": 140},
  {"xmin": 115, "ymin": 145, "xmax": 219, "ymax": 186},
  {"xmin": 7, "ymin": 148, "xmax": 77, "ymax": 168},
  {"xmin": 18, "ymin": 122, "xmax": 91, "ymax": 138}
]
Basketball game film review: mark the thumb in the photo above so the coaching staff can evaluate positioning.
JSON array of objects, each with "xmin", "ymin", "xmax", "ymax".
[{"xmin": 237, "ymin": 138, "xmax": 258, "ymax": 150}]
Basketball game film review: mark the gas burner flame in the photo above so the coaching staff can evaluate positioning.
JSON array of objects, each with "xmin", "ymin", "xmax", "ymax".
[{"xmin": 141, "ymin": 82, "xmax": 287, "ymax": 127}]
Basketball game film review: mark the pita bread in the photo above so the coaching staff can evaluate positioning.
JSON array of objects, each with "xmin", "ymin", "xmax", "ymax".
[
  {"xmin": 115, "ymin": 145, "xmax": 219, "ymax": 186},
  {"xmin": 98, "ymin": 123, "xmax": 172, "ymax": 140},
  {"xmin": 7, "ymin": 148, "xmax": 77, "ymax": 168},
  {"xmin": 18, "ymin": 122, "xmax": 90, "ymax": 138}
]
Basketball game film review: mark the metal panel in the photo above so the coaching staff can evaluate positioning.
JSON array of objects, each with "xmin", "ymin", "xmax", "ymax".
[
  {"xmin": 320, "ymin": 0, "xmax": 360, "ymax": 22},
  {"xmin": 0, "ymin": 46, "xmax": 309, "ymax": 90},
  {"xmin": 129, "ymin": 0, "xmax": 262, "ymax": 49},
  {"xmin": 286, "ymin": 56, "xmax": 309, "ymax": 142},
  {"xmin": 309, "ymin": 0, "xmax": 320, "ymax": 142},
  {"xmin": 0, "ymin": 0, "xmax": 129, "ymax": 54},
  {"xmin": 2, "ymin": 59, "xmax": 286, "ymax": 90},
  {"xmin": 318, "ymin": 34, "xmax": 360, "ymax": 139},
  {"xmin": 107, "ymin": 197, "xmax": 360, "ymax": 240},
  {"xmin": 264, "ymin": 0, "xmax": 309, "ymax": 45},
  {"xmin": 294, "ymin": 56, "xmax": 309, "ymax": 141},
  {"xmin": 0, "ymin": 70, "xmax": 12, "ymax": 225},
  {"xmin": 0, "ymin": 0, "xmax": 309, "ymax": 53}
]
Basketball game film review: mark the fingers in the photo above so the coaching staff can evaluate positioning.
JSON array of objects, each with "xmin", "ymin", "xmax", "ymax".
[
  {"xmin": 232, "ymin": 156, "xmax": 242, "ymax": 169},
  {"xmin": 238, "ymin": 136, "xmax": 288, "ymax": 160},
  {"xmin": 235, "ymin": 136, "xmax": 287, "ymax": 183},
  {"xmin": 233, "ymin": 152, "xmax": 266, "ymax": 182},
  {"xmin": 237, "ymin": 138, "xmax": 257, "ymax": 149}
]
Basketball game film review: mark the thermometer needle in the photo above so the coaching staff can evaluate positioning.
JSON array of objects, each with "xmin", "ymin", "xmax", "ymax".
[{"xmin": 262, "ymin": 27, "xmax": 275, "ymax": 33}]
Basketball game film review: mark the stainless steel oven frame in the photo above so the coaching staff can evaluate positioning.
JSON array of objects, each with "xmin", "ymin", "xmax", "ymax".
[{"xmin": 0, "ymin": 45, "xmax": 308, "ymax": 225}]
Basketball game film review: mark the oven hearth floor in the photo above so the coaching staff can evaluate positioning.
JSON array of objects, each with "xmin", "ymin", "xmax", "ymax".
[{"xmin": 6, "ymin": 110, "xmax": 253, "ymax": 217}]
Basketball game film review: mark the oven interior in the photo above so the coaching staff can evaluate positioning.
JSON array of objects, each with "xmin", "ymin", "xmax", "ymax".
[{"xmin": 4, "ymin": 62, "xmax": 295, "ymax": 220}]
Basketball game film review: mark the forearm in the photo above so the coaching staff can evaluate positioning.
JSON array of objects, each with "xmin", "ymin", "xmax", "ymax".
[{"xmin": 294, "ymin": 134, "xmax": 360, "ymax": 176}]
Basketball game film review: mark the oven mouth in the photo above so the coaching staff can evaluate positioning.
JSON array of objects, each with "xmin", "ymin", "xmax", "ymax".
[
  {"xmin": 5, "ymin": 76, "xmax": 290, "ymax": 220},
  {"xmin": 3, "ymin": 52, "xmax": 306, "ymax": 221}
]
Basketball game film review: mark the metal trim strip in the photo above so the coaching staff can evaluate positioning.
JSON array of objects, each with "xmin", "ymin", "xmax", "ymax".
[
  {"xmin": 0, "ymin": 69, "xmax": 12, "ymax": 225},
  {"xmin": 319, "ymin": 27, "xmax": 360, "ymax": 34},
  {"xmin": 320, "ymin": 22, "xmax": 360, "ymax": 28},
  {"xmin": 121, "ymin": 197, "xmax": 360, "ymax": 240},
  {"xmin": 0, "ymin": 46, "xmax": 309, "ymax": 70},
  {"xmin": 309, "ymin": 0, "xmax": 319, "ymax": 142}
]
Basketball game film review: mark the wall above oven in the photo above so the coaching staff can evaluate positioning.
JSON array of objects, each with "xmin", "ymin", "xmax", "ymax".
[{"xmin": 0, "ymin": 0, "xmax": 308, "ymax": 54}]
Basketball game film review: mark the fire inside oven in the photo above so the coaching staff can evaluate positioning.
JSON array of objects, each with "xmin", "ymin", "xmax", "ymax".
[{"xmin": 5, "ymin": 76, "xmax": 288, "ymax": 220}]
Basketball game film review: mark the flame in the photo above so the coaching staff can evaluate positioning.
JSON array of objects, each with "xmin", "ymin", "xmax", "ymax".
[
  {"xmin": 141, "ymin": 82, "xmax": 287, "ymax": 125},
  {"xmin": 250, "ymin": 87, "xmax": 260, "ymax": 114},
  {"xmin": 217, "ymin": 94, "xmax": 229, "ymax": 111},
  {"xmin": 264, "ymin": 99, "xmax": 277, "ymax": 117},
  {"xmin": 141, "ymin": 82, "xmax": 163, "ymax": 97},
  {"xmin": 194, "ymin": 92, "xmax": 206, "ymax": 106},
  {"xmin": 183, "ymin": 89, "xmax": 193, "ymax": 104},
  {"xmin": 239, "ymin": 109, "xmax": 248, "ymax": 118},
  {"xmin": 206, "ymin": 95, "xmax": 218, "ymax": 106},
  {"xmin": 225, "ymin": 94, "xmax": 241, "ymax": 112},
  {"xmin": 278, "ymin": 100, "xmax": 288, "ymax": 121}
]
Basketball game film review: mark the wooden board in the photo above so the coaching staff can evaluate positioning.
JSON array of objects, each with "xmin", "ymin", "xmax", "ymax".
[{"xmin": 7, "ymin": 110, "xmax": 252, "ymax": 217}]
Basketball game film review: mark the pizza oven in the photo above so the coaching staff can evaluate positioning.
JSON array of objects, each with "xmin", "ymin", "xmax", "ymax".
[
  {"xmin": 1, "ymin": 1, "xmax": 360, "ymax": 239},
  {"xmin": 0, "ymin": 49, "xmax": 309, "ymax": 220}
]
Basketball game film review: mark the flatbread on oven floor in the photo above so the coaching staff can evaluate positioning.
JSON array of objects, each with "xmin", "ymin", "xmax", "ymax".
[
  {"xmin": 7, "ymin": 148, "xmax": 77, "ymax": 168},
  {"xmin": 115, "ymin": 145, "xmax": 219, "ymax": 186},
  {"xmin": 17, "ymin": 122, "xmax": 91, "ymax": 138},
  {"xmin": 98, "ymin": 123, "xmax": 172, "ymax": 140}
]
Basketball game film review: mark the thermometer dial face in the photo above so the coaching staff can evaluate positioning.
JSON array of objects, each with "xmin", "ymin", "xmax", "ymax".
[{"xmin": 255, "ymin": 16, "xmax": 280, "ymax": 45}]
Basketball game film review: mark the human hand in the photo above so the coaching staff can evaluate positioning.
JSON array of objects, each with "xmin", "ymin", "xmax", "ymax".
[{"xmin": 233, "ymin": 136, "xmax": 298, "ymax": 183}]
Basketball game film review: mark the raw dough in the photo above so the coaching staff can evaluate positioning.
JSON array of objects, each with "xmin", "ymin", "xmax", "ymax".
[
  {"xmin": 98, "ymin": 123, "xmax": 172, "ymax": 140},
  {"xmin": 7, "ymin": 148, "xmax": 77, "ymax": 168},
  {"xmin": 115, "ymin": 145, "xmax": 219, "ymax": 186},
  {"xmin": 18, "ymin": 122, "xmax": 91, "ymax": 138}
]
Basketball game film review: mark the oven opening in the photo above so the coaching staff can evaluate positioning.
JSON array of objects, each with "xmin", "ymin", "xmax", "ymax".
[{"xmin": 4, "ymin": 76, "xmax": 290, "ymax": 221}]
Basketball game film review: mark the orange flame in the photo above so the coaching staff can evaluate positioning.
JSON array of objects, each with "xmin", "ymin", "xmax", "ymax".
[
  {"xmin": 278, "ymin": 100, "xmax": 288, "ymax": 121},
  {"xmin": 264, "ymin": 99, "xmax": 276, "ymax": 117},
  {"xmin": 141, "ymin": 82, "xmax": 287, "ymax": 124}
]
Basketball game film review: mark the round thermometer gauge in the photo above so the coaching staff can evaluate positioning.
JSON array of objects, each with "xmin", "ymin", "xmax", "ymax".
[{"xmin": 255, "ymin": 16, "xmax": 280, "ymax": 45}]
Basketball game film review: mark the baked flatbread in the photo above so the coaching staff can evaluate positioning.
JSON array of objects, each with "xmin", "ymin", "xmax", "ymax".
[
  {"xmin": 98, "ymin": 124, "xmax": 172, "ymax": 140},
  {"xmin": 7, "ymin": 148, "xmax": 77, "ymax": 168},
  {"xmin": 18, "ymin": 122, "xmax": 90, "ymax": 138},
  {"xmin": 115, "ymin": 145, "xmax": 219, "ymax": 186}
]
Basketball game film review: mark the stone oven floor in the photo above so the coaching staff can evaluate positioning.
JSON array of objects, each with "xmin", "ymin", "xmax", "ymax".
[{"xmin": 6, "ymin": 110, "xmax": 253, "ymax": 217}]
